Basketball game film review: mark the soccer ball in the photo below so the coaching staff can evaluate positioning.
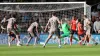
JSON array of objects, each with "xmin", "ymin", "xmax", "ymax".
[{"xmin": 52, "ymin": 36, "xmax": 56, "ymax": 40}]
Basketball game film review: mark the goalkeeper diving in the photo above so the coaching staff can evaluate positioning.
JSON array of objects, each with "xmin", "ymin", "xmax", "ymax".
[{"xmin": 60, "ymin": 19, "xmax": 78, "ymax": 45}]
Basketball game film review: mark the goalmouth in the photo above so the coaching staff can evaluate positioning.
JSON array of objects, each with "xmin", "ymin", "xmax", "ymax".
[
  {"xmin": 0, "ymin": 2, "xmax": 90, "ymax": 33},
  {"xmin": 0, "ymin": 2, "xmax": 86, "ymax": 15}
]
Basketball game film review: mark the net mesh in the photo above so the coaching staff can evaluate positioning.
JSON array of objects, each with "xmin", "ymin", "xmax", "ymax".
[
  {"xmin": 0, "ymin": 2, "xmax": 86, "ymax": 33},
  {"xmin": 0, "ymin": 3, "xmax": 84, "ymax": 12}
]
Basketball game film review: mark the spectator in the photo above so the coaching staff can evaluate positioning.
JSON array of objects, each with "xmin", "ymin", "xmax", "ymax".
[
  {"xmin": 91, "ymin": 10, "xmax": 99, "ymax": 23},
  {"xmin": 93, "ymin": 17, "xmax": 100, "ymax": 33},
  {"xmin": 91, "ymin": 10, "xmax": 99, "ymax": 17}
]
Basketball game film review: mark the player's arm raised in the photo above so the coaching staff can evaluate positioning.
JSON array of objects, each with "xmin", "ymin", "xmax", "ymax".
[{"xmin": 57, "ymin": 18, "xmax": 61, "ymax": 24}]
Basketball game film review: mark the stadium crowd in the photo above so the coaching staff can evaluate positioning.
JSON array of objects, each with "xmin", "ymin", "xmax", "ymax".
[
  {"xmin": 0, "ymin": 6, "xmax": 99, "ymax": 47},
  {"xmin": 0, "ymin": 9, "xmax": 100, "ymax": 34}
]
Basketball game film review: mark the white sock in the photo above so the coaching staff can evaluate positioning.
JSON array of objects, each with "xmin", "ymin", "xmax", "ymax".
[
  {"xmin": 43, "ymin": 43, "xmax": 46, "ymax": 46},
  {"xmin": 59, "ymin": 45, "xmax": 61, "ymax": 47},
  {"xmin": 8, "ymin": 42, "xmax": 11, "ymax": 46}
]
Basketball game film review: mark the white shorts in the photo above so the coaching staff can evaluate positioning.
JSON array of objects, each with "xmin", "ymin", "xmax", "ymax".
[
  {"xmin": 7, "ymin": 28, "xmax": 18, "ymax": 35},
  {"xmin": 86, "ymin": 29, "xmax": 90, "ymax": 35},
  {"xmin": 28, "ymin": 31, "xmax": 37, "ymax": 37},
  {"xmin": 49, "ymin": 28, "xmax": 60, "ymax": 36}
]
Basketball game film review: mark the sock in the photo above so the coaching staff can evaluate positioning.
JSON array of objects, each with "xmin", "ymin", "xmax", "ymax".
[
  {"xmin": 59, "ymin": 45, "xmax": 61, "ymax": 46},
  {"xmin": 73, "ymin": 37, "xmax": 79, "ymax": 41},
  {"xmin": 43, "ymin": 43, "xmax": 46, "ymax": 46}
]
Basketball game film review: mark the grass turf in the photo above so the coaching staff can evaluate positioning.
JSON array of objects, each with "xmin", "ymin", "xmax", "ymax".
[{"xmin": 0, "ymin": 44, "xmax": 100, "ymax": 56}]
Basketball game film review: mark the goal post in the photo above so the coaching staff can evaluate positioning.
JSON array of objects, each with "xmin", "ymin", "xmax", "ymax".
[
  {"xmin": 0, "ymin": 2, "xmax": 86, "ymax": 12},
  {"xmin": 0, "ymin": 2, "xmax": 88, "ymax": 33}
]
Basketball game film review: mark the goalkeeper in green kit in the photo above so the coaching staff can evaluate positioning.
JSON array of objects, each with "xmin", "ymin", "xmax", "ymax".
[{"xmin": 60, "ymin": 19, "xmax": 78, "ymax": 45}]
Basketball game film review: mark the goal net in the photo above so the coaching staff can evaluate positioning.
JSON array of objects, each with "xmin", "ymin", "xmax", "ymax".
[{"xmin": 0, "ymin": 2, "xmax": 87, "ymax": 33}]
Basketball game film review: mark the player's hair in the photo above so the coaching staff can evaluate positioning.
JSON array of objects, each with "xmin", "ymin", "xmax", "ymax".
[
  {"xmin": 52, "ymin": 12, "xmax": 56, "ymax": 16},
  {"xmin": 84, "ymin": 15, "xmax": 87, "ymax": 18},
  {"xmin": 78, "ymin": 19, "xmax": 81, "ymax": 22},
  {"xmin": 35, "ymin": 18, "xmax": 39, "ymax": 23},
  {"xmin": 72, "ymin": 16, "xmax": 76, "ymax": 20},
  {"xmin": 10, "ymin": 14, "xmax": 16, "ymax": 18},
  {"xmin": 96, "ymin": 17, "xmax": 99, "ymax": 21}
]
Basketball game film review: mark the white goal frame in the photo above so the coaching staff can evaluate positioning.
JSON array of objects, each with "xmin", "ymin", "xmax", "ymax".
[{"xmin": 0, "ymin": 2, "xmax": 86, "ymax": 15}]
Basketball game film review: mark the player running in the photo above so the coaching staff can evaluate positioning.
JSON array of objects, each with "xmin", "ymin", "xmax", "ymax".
[
  {"xmin": 70, "ymin": 16, "xmax": 78, "ymax": 45},
  {"xmin": 60, "ymin": 19, "xmax": 78, "ymax": 45},
  {"xmin": 9, "ymin": 32, "xmax": 16, "ymax": 43},
  {"xmin": 26, "ymin": 19, "xmax": 40, "ymax": 46},
  {"xmin": 83, "ymin": 15, "xmax": 98, "ymax": 46},
  {"xmin": 77, "ymin": 19, "xmax": 85, "ymax": 45},
  {"xmin": 43, "ymin": 12, "xmax": 61, "ymax": 48},
  {"xmin": 7, "ymin": 15, "xmax": 21, "ymax": 47},
  {"xmin": 7, "ymin": 23, "xmax": 21, "ymax": 45}
]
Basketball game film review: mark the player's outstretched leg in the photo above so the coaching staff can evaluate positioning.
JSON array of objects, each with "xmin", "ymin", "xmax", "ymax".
[
  {"xmin": 64, "ymin": 37, "xmax": 67, "ymax": 45},
  {"xmin": 8, "ymin": 35, "xmax": 11, "ymax": 47},
  {"xmin": 70, "ymin": 34, "xmax": 79, "ymax": 46},
  {"xmin": 43, "ymin": 34, "xmax": 52, "ymax": 48},
  {"xmin": 58, "ymin": 36, "xmax": 61, "ymax": 48},
  {"xmin": 16, "ymin": 35, "xmax": 21, "ymax": 46},
  {"xmin": 26, "ymin": 37, "xmax": 32, "ymax": 46},
  {"xmin": 89, "ymin": 35, "xmax": 98, "ymax": 45},
  {"xmin": 34, "ymin": 37, "xmax": 38, "ymax": 46},
  {"xmin": 60, "ymin": 34, "xmax": 69, "ymax": 45},
  {"xmin": 70, "ymin": 34, "xmax": 73, "ymax": 46}
]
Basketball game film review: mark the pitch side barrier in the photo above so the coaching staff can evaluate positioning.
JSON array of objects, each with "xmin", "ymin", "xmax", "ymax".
[{"xmin": 0, "ymin": 34, "xmax": 99, "ymax": 44}]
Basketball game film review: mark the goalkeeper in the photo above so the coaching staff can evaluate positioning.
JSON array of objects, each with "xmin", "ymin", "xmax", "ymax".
[{"xmin": 60, "ymin": 19, "xmax": 78, "ymax": 45}]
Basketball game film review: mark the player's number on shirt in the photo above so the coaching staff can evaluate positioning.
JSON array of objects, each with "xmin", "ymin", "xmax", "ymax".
[{"xmin": 51, "ymin": 20, "xmax": 56, "ymax": 26}]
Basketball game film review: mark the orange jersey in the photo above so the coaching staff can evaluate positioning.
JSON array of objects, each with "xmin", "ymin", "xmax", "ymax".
[
  {"xmin": 77, "ymin": 22, "xmax": 84, "ymax": 35},
  {"xmin": 71, "ymin": 19, "xmax": 77, "ymax": 31}
]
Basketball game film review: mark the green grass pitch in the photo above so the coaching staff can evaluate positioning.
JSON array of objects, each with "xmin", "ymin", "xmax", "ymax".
[{"xmin": 0, "ymin": 44, "xmax": 100, "ymax": 56}]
